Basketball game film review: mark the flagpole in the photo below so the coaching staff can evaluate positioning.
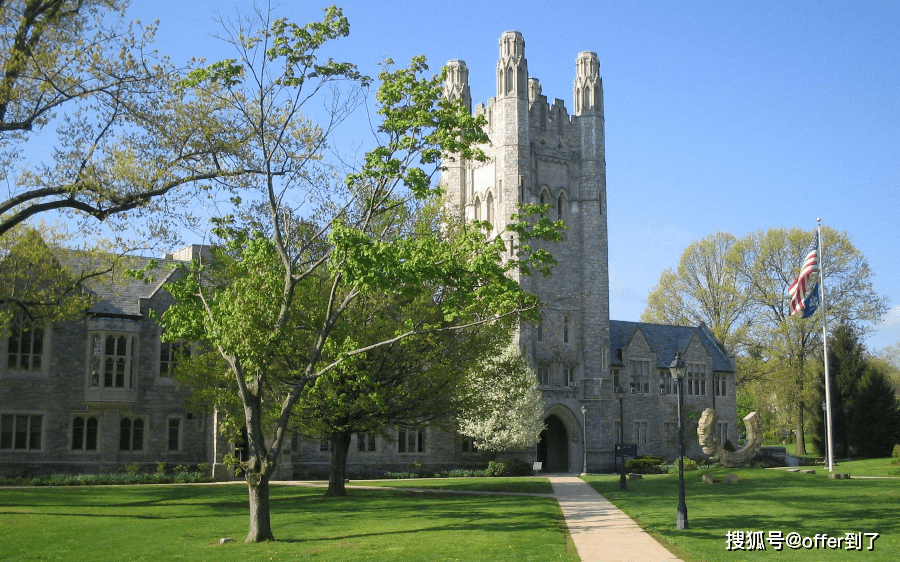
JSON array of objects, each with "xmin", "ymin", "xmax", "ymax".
[{"xmin": 818, "ymin": 218, "xmax": 835, "ymax": 472}]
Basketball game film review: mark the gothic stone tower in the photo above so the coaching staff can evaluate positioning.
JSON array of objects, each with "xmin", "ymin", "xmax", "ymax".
[{"xmin": 443, "ymin": 32, "xmax": 610, "ymax": 472}]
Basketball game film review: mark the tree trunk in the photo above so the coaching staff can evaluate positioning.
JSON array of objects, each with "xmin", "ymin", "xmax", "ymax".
[
  {"xmin": 326, "ymin": 432, "xmax": 352, "ymax": 497},
  {"xmin": 246, "ymin": 472, "xmax": 274, "ymax": 542},
  {"xmin": 795, "ymin": 402, "xmax": 807, "ymax": 456}
]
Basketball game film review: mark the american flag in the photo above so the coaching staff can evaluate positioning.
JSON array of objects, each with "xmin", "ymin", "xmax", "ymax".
[{"xmin": 788, "ymin": 232, "xmax": 819, "ymax": 316}]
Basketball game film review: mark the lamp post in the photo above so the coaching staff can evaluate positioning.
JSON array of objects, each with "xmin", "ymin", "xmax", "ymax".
[
  {"xmin": 581, "ymin": 404, "xmax": 588, "ymax": 475},
  {"xmin": 668, "ymin": 352, "xmax": 689, "ymax": 530},
  {"xmin": 615, "ymin": 386, "xmax": 627, "ymax": 491}
]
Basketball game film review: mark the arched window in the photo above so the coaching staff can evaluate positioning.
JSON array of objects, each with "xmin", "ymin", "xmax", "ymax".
[
  {"xmin": 557, "ymin": 193, "xmax": 566, "ymax": 222},
  {"xmin": 119, "ymin": 417, "xmax": 144, "ymax": 451},
  {"xmin": 486, "ymin": 192, "xmax": 493, "ymax": 226},
  {"xmin": 537, "ymin": 316, "xmax": 544, "ymax": 342},
  {"xmin": 506, "ymin": 68, "xmax": 513, "ymax": 94},
  {"xmin": 563, "ymin": 316, "xmax": 570, "ymax": 343},
  {"xmin": 72, "ymin": 416, "xmax": 99, "ymax": 451},
  {"xmin": 474, "ymin": 196, "xmax": 481, "ymax": 221}
]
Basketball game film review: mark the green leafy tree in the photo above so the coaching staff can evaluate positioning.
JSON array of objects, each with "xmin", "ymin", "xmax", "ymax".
[
  {"xmin": 294, "ymin": 288, "xmax": 512, "ymax": 497},
  {"xmin": 0, "ymin": 0, "xmax": 245, "ymax": 325},
  {"xmin": 0, "ymin": 0, "xmax": 238, "ymax": 239},
  {"xmin": 734, "ymin": 227, "xmax": 886, "ymax": 455},
  {"xmin": 641, "ymin": 232, "xmax": 750, "ymax": 356},
  {"xmin": 643, "ymin": 227, "xmax": 887, "ymax": 456},
  {"xmin": 1, "ymin": 224, "xmax": 141, "ymax": 332},
  {"xmin": 158, "ymin": 7, "xmax": 560, "ymax": 543},
  {"xmin": 871, "ymin": 344, "xmax": 900, "ymax": 394}
]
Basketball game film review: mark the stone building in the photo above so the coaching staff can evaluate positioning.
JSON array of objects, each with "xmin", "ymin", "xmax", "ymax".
[
  {"xmin": 1, "ymin": 248, "xmax": 205, "ymax": 476},
  {"xmin": 295, "ymin": 31, "xmax": 737, "ymax": 476},
  {"xmin": 1, "ymin": 31, "xmax": 737, "ymax": 478},
  {"xmin": 435, "ymin": 31, "xmax": 737, "ymax": 473}
]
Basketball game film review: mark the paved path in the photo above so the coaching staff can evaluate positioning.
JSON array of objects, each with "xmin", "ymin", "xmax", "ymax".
[{"xmin": 548, "ymin": 475, "xmax": 682, "ymax": 562}]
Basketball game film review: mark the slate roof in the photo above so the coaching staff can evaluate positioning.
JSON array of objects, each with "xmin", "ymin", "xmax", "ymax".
[
  {"xmin": 609, "ymin": 320, "xmax": 734, "ymax": 372},
  {"xmin": 60, "ymin": 253, "xmax": 179, "ymax": 318}
]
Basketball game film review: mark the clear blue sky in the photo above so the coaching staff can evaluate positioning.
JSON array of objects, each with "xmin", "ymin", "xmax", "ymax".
[{"xmin": 126, "ymin": 0, "xmax": 900, "ymax": 352}]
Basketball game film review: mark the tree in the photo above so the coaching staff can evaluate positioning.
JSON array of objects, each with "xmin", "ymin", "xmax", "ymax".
[
  {"xmin": 872, "ymin": 344, "xmax": 900, "ymax": 394},
  {"xmin": 455, "ymin": 346, "xmax": 545, "ymax": 452},
  {"xmin": 734, "ymin": 227, "xmax": 886, "ymax": 455},
  {"xmin": 642, "ymin": 227, "xmax": 887, "ymax": 455},
  {"xmin": 0, "ymin": 224, "xmax": 141, "ymax": 332},
  {"xmin": 849, "ymin": 367, "xmax": 900, "ymax": 457},
  {"xmin": 158, "ymin": 7, "xmax": 560, "ymax": 543},
  {"xmin": 1, "ymin": 0, "xmax": 242, "ymax": 323},
  {"xmin": 294, "ymin": 293, "xmax": 512, "ymax": 497},
  {"xmin": 288, "ymin": 203, "xmax": 519, "ymax": 497},
  {"xmin": 641, "ymin": 232, "xmax": 751, "ymax": 356},
  {"xmin": 0, "ymin": 0, "xmax": 237, "ymax": 238},
  {"xmin": 811, "ymin": 325, "xmax": 900, "ymax": 458},
  {"xmin": 810, "ymin": 324, "xmax": 868, "ymax": 457}
]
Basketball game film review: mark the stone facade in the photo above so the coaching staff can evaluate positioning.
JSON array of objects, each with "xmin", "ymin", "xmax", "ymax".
[
  {"xmin": 1, "ymin": 31, "xmax": 738, "ymax": 478},
  {"xmin": 436, "ymin": 31, "xmax": 737, "ymax": 473},
  {"xmin": 0, "ymin": 255, "xmax": 215, "ymax": 477},
  {"xmin": 296, "ymin": 31, "xmax": 737, "ymax": 476}
]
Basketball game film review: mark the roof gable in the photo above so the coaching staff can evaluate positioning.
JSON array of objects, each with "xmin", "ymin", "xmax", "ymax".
[{"xmin": 610, "ymin": 320, "xmax": 733, "ymax": 372}]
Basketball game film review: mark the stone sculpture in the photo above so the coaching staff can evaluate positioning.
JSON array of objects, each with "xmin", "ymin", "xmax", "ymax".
[{"xmin": 697, "ymin": 408, "xmax": 763, "ymax": 468}]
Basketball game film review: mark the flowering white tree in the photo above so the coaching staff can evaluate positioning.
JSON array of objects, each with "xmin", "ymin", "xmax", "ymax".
[{"xmin": 457, "ymin": 346, "xmax": 545, "ymax": 451}]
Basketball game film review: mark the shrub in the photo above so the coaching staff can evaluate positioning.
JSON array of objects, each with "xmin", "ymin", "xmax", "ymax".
[
  {"xmin": 155, "ymin": 461, "xmax": 166, "ymax": 475},
  {"xmin": 626, "ymin": 456, "xmax": 667, "ymax": 474},
  {"xmin": 892, "ymin": 444, "xmax": 900, "ymax": 465},
  {"xmin": 384, "ymin": 471, "xmax": 418, "ymax": 479},
  {"xmin": 124, "ymin": 463, "xmax": 141, "ymax": 475},
  {"xmin": 484, "ymin": 460, "xmax": 508, "ymax": 477},
  {"xmin": 665, "ymin": 457, "xmax": 699, "ymax": 473},
  {"xmin": 0, "ymin": 471, "xmax": 213, "ymax": 486},
  {"xmin": 446, "ymin": 469, "xmax": 483, "ymax": 478},
  {"xmin": 173, "ymin": 464, "xmax": 191, "ymax": 475}
]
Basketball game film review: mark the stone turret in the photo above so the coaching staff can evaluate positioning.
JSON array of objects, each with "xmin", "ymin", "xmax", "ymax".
[
  {"xmin": 443, "ymin": 59, "xmax": 471, "ymax": 114},
  {"xmin": 497, "ymin": 31, "xmax": 528, "ymax": 99},
  {"xmin": 574, "ymin": 51, "xmax": 603, "ymax": 116}
]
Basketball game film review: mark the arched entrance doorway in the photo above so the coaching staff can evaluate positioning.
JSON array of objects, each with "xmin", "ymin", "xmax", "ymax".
[{"xmin": 538, "ymin": 414, "xmax": 570, "ymax": 472}]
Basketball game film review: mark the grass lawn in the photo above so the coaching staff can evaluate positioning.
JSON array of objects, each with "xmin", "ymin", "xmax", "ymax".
[
  {"xmin": 347, "ymin": 476, "xmax": 553, "ymax": 494},
  {"xmin": 0, "ymin": 482, "xmax": 578, "ymax": 562},
  {"xmin": 822, "ymin": 457, "xmax": 900, "ymax": 476},
  {"xmin": 584, "ymin": 467, "xmax": 900, "ymax": 562}
]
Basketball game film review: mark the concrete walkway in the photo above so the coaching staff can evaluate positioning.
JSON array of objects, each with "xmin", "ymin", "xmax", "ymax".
[{"xmin": 548, "ymin": 475, "xmax": 682, "ymax": 562}]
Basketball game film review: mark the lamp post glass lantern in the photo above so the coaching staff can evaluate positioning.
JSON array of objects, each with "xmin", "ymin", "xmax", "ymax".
[{"xmin": 668, "ymin": 352, "xmax": 689, "ymax": 530}]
